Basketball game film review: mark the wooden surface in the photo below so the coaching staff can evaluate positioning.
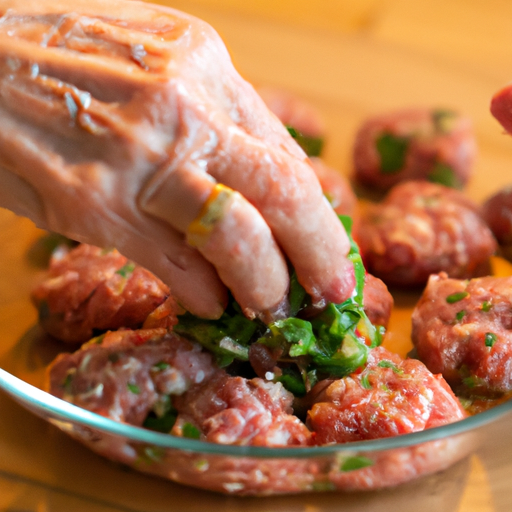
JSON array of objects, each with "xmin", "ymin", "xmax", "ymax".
[{"xmin": 1, "ymin": 0, "xmax": 512, "ymax": 510}]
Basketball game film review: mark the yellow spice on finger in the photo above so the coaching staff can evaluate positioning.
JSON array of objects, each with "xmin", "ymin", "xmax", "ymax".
[{"xmin": 186, "ymin": 183, "xmax": 235, "ymax": 247}]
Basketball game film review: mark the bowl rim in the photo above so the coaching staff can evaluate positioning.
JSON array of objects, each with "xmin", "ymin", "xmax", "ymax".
[{"xmin": 0, "ymin": 366, "xmax": 508, "ymax": 458}]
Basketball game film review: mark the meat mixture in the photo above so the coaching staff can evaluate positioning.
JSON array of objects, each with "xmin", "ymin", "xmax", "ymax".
[
  {"xmin": 352, "ymin": 108, "xmax": 476, "ymax": 191},
  {"xmin": 412, "ymin": 272, "xmax": 512, "ymax": 398},
  {"xmin": 357, "ymin": 181, "xmax": 497, "ymax": 287}
]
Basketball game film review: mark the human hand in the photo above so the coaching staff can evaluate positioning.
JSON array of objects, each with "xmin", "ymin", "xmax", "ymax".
[{"xmin": 0, "ymin": 0, "xmax": 354, "ymax": 321}]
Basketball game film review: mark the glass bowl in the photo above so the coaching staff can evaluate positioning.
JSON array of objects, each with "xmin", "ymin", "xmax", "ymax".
[
  {"xmin": 1, "ymin": 364, "xmax": 511, "ymax": 496},
  {"xmin": 1, "ymin": 210, "xmax": 512, "ymax": 497}
]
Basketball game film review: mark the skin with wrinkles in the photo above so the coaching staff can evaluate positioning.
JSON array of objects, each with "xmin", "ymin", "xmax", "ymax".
[{"xmin": 0, "ymin": 0, "xmax": 354, "ymax": 321}]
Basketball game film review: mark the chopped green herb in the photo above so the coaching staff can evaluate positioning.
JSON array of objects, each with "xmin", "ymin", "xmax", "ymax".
[
  {"xmin": 143, "ymin": 406, "xmax": 177, "ymax": 433},
  {"xmin": 455, "ymin": 310, "xmax": 466, "ymax": 322},
  {"xmin": 360, "ymin": 373, "xmax": 372, "ymax": 390},
  {"xmin": 175, "ymin": 298, "xmax": 262, "ymax": 367},
  {"xmin": 115, "ymin": 261, "xmax": 136, "ymax": 278},
  {"xmin": 377, "ymin": 360, "xmax": 403, "ymax": 374},
  {"xmin": 485, "ymin": 332, "xmax": 498, "ymax": 348},
  {"xmin": 286, "ymin": 126, "xmax": 324, "ymax": 157},
  {"xmin": 62, "ymin": 372, "xmax": 74, "ymax": 392},
  {"xmin": 375, "ymin": 132, "xmax": 410, "ymax": 174},
  {"xmin": 340, "ymin": 456, "xmax": 374, "ymax": 472},
  {"xmin": 446, "ymin": 291, "xmax": 469, "ymax": 304},
  {"xmin": 194, "ymin": 459, "xmax": 209, "ymax": 471},
  {"xmin": 152, "ymin": 361, "xmax": 170, "ymax": 371},
  {"xmin": 428, "ymin": 163, "xmax": 462, "ymax": 189},
  {"xmin": 127, "ymin": 382, "xmax": 140, "ymax": 394},
  {"xmin": 136, "ymin": 445, "xmax": 166, "ymax": 465},
  {"xmin": 462, "ymin": 375, "xmax": 484, "ymax": 389},
  {"xmin": 182, "ymin": 423, "xmax": 201, "ymax": 439},
  {"xmin": 482, "ymin": 301, "xmax": 493, "ymax": 312},
  {"xmin": 275, "ymin": 368, "xmax": 307, "ymax": 397},
  {"xmin": 311, "ymin": 481, "xmax": 337, "ymax": 492},
  {"xmin": 174, "ymin": 216, "xmax": 381, "ymax": 394},
  {"xmin": 432, "ymin": 109, "xmax": 456, "ymax": 133},
  {"xmin": 288, "ymin": 270, "xmax": 307, "ymax": 317}
]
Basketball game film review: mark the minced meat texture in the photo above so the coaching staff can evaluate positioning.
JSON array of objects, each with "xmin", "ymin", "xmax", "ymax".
[
  {"xmin": 47, "ymin": 329, "xmax": 217, "ymax": 425},
  {"xmin": 32, "ymin": 244, "xmax": 174, "ymax": 343},
  {"xmin": 172, "ymin": 372, "xmax": 312, "ymax": 446},
  {"xmin": 352, "ymin": 108, "xmax": 476, "ymax": 192},
  {"xmin": 307, "ymin": 346, "xmax": 466, "ymax": 444},
  {"xmin": 412, "ymin": 272, "xmax": 512, "ymax": 395},
  {"xmin": 357, "ymin": 181, "xmax": 497, "ymax": 286}
]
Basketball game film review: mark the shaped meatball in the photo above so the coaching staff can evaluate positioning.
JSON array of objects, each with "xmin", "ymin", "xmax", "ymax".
[
  {"xmin": 47, "ymin": 329, "xmax": 218, "ymax": 425},
  {"xmin": 481, "ymin": 186, "xmax": 512, "ymax": 260},
  {"xmin": 357, "ymin": 181, "xmax": 497, "ymax": 286},
  {"xmin": 412, "ymin": 272, "xmax": 512, "ymax": 396},
  {"xmin": 31, "ymin": 244, "xmax": 177, "ymax": 343},
  {"xmin": 353, "ymin": 108, "xmax": 476, "ymax": 191},
  {"xmin": 307, "ymin": 346, "xmax": 466, "ymax": 445}
]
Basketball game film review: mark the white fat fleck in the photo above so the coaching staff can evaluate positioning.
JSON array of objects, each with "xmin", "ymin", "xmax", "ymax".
[
  {"xmin": 78, "ymin": 353, "xmax": 93, "ymax": 373},
  {"xmin": 266, "ymin": 428, "xmax": 290, "ymax": 446},
  {"xmin": 119, "ymin": 357, "xmax": 142, "ymax": 372},
  {"xmin": 157, "ymin": 368, "xmax": 187, "ymax": 395},
  {"xmin": 252, "ymin": 469, "xmax": 266, "ymax": 483},
  {"xmin": 223, "ymin": 482, "xmax": 245, "ymax": 493},
  {"xmin": 109, "ymin": 394, "xmax": 124, "ymax": 422},
  {"xmin": 121, "ymin": 443, "xmax": 137, "ymax": 459},
  {"xmin": 79, "ymin": 382, "xmax": 104, "ymax": 400},
  {"xmin": 194, "ymin": 370, "xmax": 205, "ymax": 384}
]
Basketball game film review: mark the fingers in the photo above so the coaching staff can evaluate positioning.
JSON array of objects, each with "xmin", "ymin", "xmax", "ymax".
[
  {"xmin": 0, "ymin": 96, "xmax": 228, "ymax": 321},
  {"xmin": 208, "ymin": 129, "xmax": 356, "ymax": 307},
  {"xmin": 139, "ymin": 163, "xmax": 290, "ymax": 320},
  {"xmin": 111, "ymin": 232, "xmax": 229, "ymax": 320}
]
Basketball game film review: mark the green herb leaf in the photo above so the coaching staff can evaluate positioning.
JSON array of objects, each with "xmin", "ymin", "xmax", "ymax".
[
  {"xmin": 428, "ymin": 163, "xmax": 462, "ymax": 189},
  {"xmin": 274, "ymin": 368, "xmax": 307, "ymax": 397},
  {"xmin": 446, "ymin": 291, "xmax": 469, "ymax": 304},
  {"xmin": 286, "ymin": 125, "xmax": 324, "ymax": 157},
  {"xmin": 485, "ymin": 332, "xmax": 498, "ymax": 348},
  {"xmin": 143, "ymin": 408, "xmax": 177, "ymax": 433},
  {"xmin": 360, "ymin": 373, "xmax": 372, "ymax": 390},
  {"xmin": 375, "ymin": 132, "xmax": 410, "ymax": 174},
  {"xmin": 432, "ymin": 109, "xmax": 456, "ymax": 133},
  {"xmin": 116, "ymin": 262, "xmax": 136, "ymax": 278},
  {"xmin": 455, "ymin": 310, "xmax": 466, "ymax": 322},
  {"xmin": 127, "ymin": 382, "xmax": 140, "ymax": 394},
  {"xmin": 175, "ymin": 298, "xmax": 262, "ymax": 367},
  {"xmin": 288, "ymin": 270, "xmax": 307, "ymax": 317},
  {"xmin": 182, "ymin": 422, "xmax": 201, "ymax": 439},
  {"xmin": 152, "ymin": 361, "xmax": 170, "ymax": 371},
  {"xmin": 340, "ymin": 456, "xmax": 374, "ymax": 472},
  {"xmin": 62, "ymin": 372, "xmax": 74, "ymax": 393},
  {"xmin": 377, "ymin": 360, "xmax": 403, "ymax": 374},
  {"xmin": 482, "ymin": 301, "xmax": 493, "ymax": 312}
]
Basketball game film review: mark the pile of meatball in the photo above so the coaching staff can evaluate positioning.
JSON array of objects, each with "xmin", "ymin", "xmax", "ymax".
[{"xmin": 31, "ymin": 86, "xmax": 512, "ymax": 457}]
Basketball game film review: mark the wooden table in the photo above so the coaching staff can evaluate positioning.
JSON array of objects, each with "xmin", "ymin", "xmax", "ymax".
[{"xmin": 1, "ymin": 0, "xmax": 512, "ymax": 510}]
